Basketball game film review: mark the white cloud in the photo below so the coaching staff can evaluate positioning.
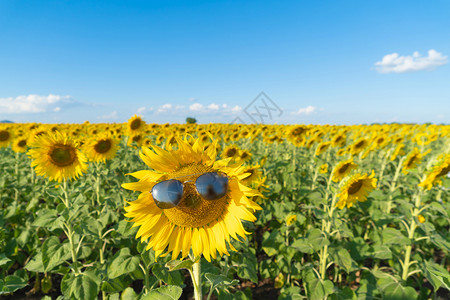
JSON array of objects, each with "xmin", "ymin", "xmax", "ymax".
[
  {"xmin": 99, "ymin": 111, "xmax": 118, "ymax": 120},
  {"xmin": 0, "ymin": 94, "xmax": 73, "ymax": 114},
  {"xmin": 189, "ymin": 97, "xmax": 197, "ymax": 102},
  {"xmin": 374, "ymin": 49, "xmax": 448, "ymax": 73},
  {"xmin": 161, "ymin": 104, "xmax": 172, "ymax": 109},
  {"xmin": 190, "ymin": 103, "xmax": 204, "ymax": 111},
  {"xmin": 208, "ymin": 103, "xmax": 219, "ymax": 110},
  {"xmin": 293, "ymin": 105, "xmax": 316, "ymax": 115},
  {"xmin": 231, "ymin": 105, "xmax": 242, "ymax": 113},
  {"xmin": 137, "ymin": 106, "xmax": 147, "ymax": 114}
]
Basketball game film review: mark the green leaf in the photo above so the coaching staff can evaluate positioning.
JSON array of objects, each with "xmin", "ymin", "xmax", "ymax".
[
  {"xmin": 0, "ymin": 253, "xmax": 11, "ymax": 267},
  {"xmin": 378, "ymin": 278, "xmax": 417, "ymax": 300},
  {"xmin": 236, "ymin": 252, "xmax": 258, "ymax": 283},
  {"xmin": 423, "ymin": 260, "xmax": 450, "ymax": 291},
  {"xmin": 121, "ymin": 287, "xmax": 139, "ymax": 300},
  {"xmin": 141, "ymin": 285, "xmax": 183, "ymax": 300},
  {"xmin": 329, "ymin": 248, "xmax": 354, "ymax": 273},
  {"xmin": 370, "ymin": 245, "xmax": 392, "ymax": 260},
  {"xmin": 306, "ymin": 278, "xmax": 334, "ymax": 300},
  {"xmin": 307, "ymin": 229, "xmax": 329, "ymax": 251},
  {"xmin": 382, "ymin": 228, "xmax": 410, "ymax": 245},
  {"xmin": 152, "ymin": 264, "xmax": 184, "ymax": 285},
  {"xmin": 61, "ymin": 272, "xmax": 99, "ymax": 300},
  {"xmin": 291, "ymin": 238, "xmax": 314, "ymax": 254},
  {"xmin": 42, "ymin": 236, "xmax": 71, "ymax": 272},
  {"xmin": 0, "ymin": 275, "xmax": 28, "ymax": 295},
  {"xmin": 108, "ymin": 248, "xmax": 140, "ymax": 279},
  {"xmin": 261, "ymin": 230, "xmax": 284, "ymax": 256},
  {"xmin": 205, "ymin": 273, "xmax": 239, "ymax": 290},
  {"xmin": 165, "ymin": 259, "xmax": 195, "ymax": 272},
  {"xmin": 101, "ymin": 277, "xmax": 131, "ymax": 293},
  {"xmin": 32, "ymin": 209, "xmax": 62, "ymax": 229},
  {"xmin": 24, "ymin": 252, "xmax": 45, "ymax": 273}
]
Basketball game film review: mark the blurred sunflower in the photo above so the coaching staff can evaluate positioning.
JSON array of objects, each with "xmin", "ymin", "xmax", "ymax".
[
  {"xmin": 12, "ymin": 136, "xmax": 28, "ymax": 153},
  {"xmin": 402, "ymin": 147, "xmax": 430, "ymax": 174},
  {"xmin": 0, "ymin": 127, "xmax": 13, "ymax": 148},
  {"xmin": 221, "ymin": 144, "xmax": 240, "ymax": 160},
  {"xmin": 419, "ymin": 154, "xmax": 450, "ymax": 190},
  {"xmin": 315, "ymin": 141, "xmax": 331, "ymax": 156},
  {"xmin": 349, "ymin": 138, "xmax": 368, "ymax": 156},
  {"xmin": 127, "ymin": 115, "xmax": 146, "ymax": 135},
  {"xmin": 27, "ymin": 131, "xmax": 87, "ymax": 182},
  {"xmin": 332, "ymin": 158, "xmax": 357, "ymax": 182},
  {"xmin": 83, "ymin": 134, "xmax": 119, "ymax": 163},
  {"xmin": 336, "ymin": 171, "xmax": 377, "ymax": 209},
  {"xmin": 122, "ymin": 136, "xmax": 262, "ymax": 261},
  {"xmin": 319, "ymin": 163, "xmax": 328, "ymax": 174}
]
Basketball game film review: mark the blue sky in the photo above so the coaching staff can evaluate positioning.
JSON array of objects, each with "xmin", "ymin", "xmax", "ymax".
[{"xmin": 0, "ymin": 0, "xmax": 449, "ymax": 124}]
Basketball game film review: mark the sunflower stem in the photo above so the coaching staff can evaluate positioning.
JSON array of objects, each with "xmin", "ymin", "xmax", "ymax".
[
  {"xmin": 402, "ymin": 189, "xmax": 422, "ymax": 281},
  {"xmin": 191, "ymin": 258, "xmax": 202, "ymax": 300}
]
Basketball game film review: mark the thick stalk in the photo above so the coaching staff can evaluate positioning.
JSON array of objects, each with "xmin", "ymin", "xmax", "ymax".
[
  {"xmin": 385, "ymin": 157, "xmax": 405, "ymax": 215},
  {"xmin": 66, "ymin": 225, "xmax": 79, "ymax": 274},
  {"xmin": 402, "ymin": 190, "xmax": 422, "ymax": 281},
  {"xmin": 191, "ymin": 259, "xmax": 202, "ymax": 300}
]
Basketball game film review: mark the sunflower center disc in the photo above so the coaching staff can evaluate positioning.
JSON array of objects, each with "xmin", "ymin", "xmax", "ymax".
[
  {"xmin": 95, "ymin": 139, "xmax": 112, "ymax": 153},
  {"xmin": 18, "ymin": 140, "xmax": 27, "ymax": 147},
  {"xmin": 338, "ymin": 163, "xmax": 350, "ymax": 174},
  {"xmin": 0, "ymin": 131, "xmax": 10, "ymax": 141},
  {"xmin": 348, "ymin": 180, "xmax": 363, "ymax": 195},
  {"xmin": 130, "ymin": 119, "xmax": 141, "ymax": 130},
  {"xmin": 162, "ymin": 163, "xmax": 229, "ymax": 228},
  {"xmin": 50, "ymin": 145, "xmax": 76, "ymax": 166}
]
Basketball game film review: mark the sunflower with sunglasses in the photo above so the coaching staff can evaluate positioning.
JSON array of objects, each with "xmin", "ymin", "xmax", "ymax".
[{"xmin": 122, "ymin": 136, "xmax": 262, "ymax": 262}]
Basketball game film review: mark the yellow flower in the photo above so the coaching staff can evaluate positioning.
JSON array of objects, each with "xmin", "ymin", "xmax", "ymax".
[
  {"xmin": 349, "ymin": 138, "xmax": 368, "ymax": 156},
  {"xmin": 402, "ymin": 147, "xmax": 430, "ymax": 174},
  {"xmin": 319, "ymin": 164, "xmax": 328, "ymax": 174},
  {"xmin": 286, "ymin": 215, "xmax": 297, "ymax": 226},
  {"xmin": 0, "ymin": 127, "xmax": 13, "ymax": 148},
  {"xmin": 419, "ymin": 154, "xmax": 450, "ymax": 190},
  {"xmin": 12, "ymin": 136, "xmax": 29, "ymax": 153},
  {"xmin": 332, "ymin": 158, "xmax": 357, "ymax": 182},
  {"xmin": 83, "ymin": 134, "xmax": 119, "ymax": 163},
  {"xmin": 315, "ymin": 141, "xmax": 331, "ymax": 156},
  {"xmin": 122, "ymin": 136, "xmax": 262, "ymax": 262},
  {"xmin": 127, "ymin": 115, "xmax": 146, "ymax": 135},
  {"xmin": 417, "ymin": 215, "xmax": 426, "ymax": 224},
  {"xmin": 221, "ymin": 144, "xmax": 240, "ymax": 160},
  {"xmin": 336, "ymin": 171, "xmax": 377, "ymax": 209},
  {"xmin": 27, "ymin": 131, "xmax": 87, "ymax": 182}
]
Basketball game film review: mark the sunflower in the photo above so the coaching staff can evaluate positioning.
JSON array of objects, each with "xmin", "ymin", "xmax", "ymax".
[
  {"xmin": 336, "ymin": 171, "xmax": 377, "ymax": 209},
  {"xmin": 0, "ymin": 127, "xmax": 13, "ymax": 148},
  {"xmin": 27, "ymin": 131, "xmax": 87, "ymax": 182},
  {"xmin": 315, "ymin": 141, "xmax": 331, "ymax": 156},
  {"xmin": 285, "ymin": 214, "xmax": 297, "ymax": 226},
  {"xmin": 419, "ymin": 154, "xmax": 450, "ymax": 190},
  {"xmin": 221, "ymin": 144, "xmax": 240, "ymax": 160},
  {"xmin": 402, "ymin": 147, "xmax": 430, "ymax": 174},
  {"xmin": 127, "ymin": 115, "xmax": 146, "ymax": 135},
  {"xmin": 332, "ymin": 158, "xmax": 357, "ymax": 182},
  {"xmin": 349, "ymin": 138, "xmax": 368, "ymax": 156},
  {"xmin": 83, "ymin": 134, "xmax": 119, "ymax": 163},
  {"xmin": 238, "ymin": 150, "xmax": 252, "ymax": 163},
  {"xmin": 12, "ymin": 136, "xmax": 29, "ymax": 153},
  {"xmin": 122, "ymin": 136, "xmax": 262, "ymax": 261},
  {"xmin": 319, "ymin": 164, "xmax": 328, "ymax": 174}
]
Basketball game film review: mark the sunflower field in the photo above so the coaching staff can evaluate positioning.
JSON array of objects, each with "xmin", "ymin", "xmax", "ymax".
[{"xmin": 0, "ymin": 117, "xmax": 449, "ymax": 300}]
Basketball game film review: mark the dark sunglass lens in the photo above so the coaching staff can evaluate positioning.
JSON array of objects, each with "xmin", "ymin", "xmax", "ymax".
[
  {"xmin": 196, "ymin": 172, "xmax": 228, "ymax": 200},
  {"xmin": 151, "ymin": 179, "xmax": 183, "ymax": 209}
]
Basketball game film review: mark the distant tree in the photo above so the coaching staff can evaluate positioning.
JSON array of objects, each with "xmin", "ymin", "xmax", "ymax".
[{"xmin": 186, "ymin": 117, "xmax": 197, "ymax": 124}]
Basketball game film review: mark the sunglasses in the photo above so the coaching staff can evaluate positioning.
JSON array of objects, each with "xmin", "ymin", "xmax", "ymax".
[{"xmin": 151, "ymin": 172, "xmax": 229, "ymax": 209}]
